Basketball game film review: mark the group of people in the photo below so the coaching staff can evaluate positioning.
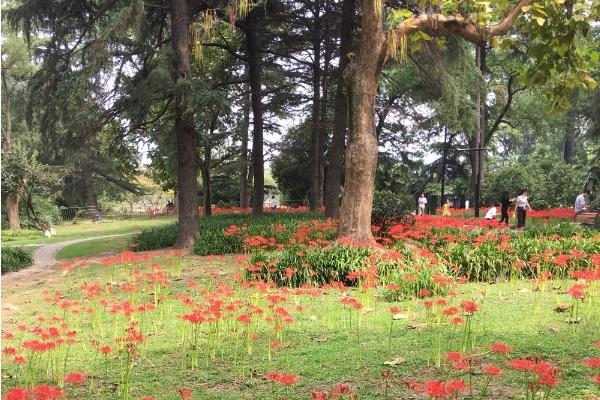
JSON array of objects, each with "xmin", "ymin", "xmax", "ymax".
[
  {"xmin": 483, "ymin": 190, "xmax": 531, "ymax": 228},
  {"xmin": 484, "ymin": 189, "xmax": 591, "ymax": 228},
  {"xmin": 422, "ymin": 188, "xmax": 591, "ymax": 229}
]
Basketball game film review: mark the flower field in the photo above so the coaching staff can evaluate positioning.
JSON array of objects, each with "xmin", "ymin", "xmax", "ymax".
[{"xmin": 2, "ymin": 213, "xmax": 600, "ymax": 400}]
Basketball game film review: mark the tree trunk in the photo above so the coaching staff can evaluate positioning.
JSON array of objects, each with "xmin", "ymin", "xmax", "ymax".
[
  {"xmin": 79, "ymin": 135, "xmax": 99, "ymax": 212},
  {"xmin": 5, "ymin": 192, "xmax": 21, "ymax": 230},
  {"xmin": 337, "ymin": 0, "xmax": 385, "ymax": 244},
  {"xmin": 319, "ymin": 3, "xmax": 331, "ymax": 209},
  {"xmin": 171, "ymin": 0, "xmax": 200, "ymax": 249},
  {"xmin": 246, "ymin": 11, "xmax": 264, "ymax": 216},
  {"xmin": 310, "ymin": 0, "xmax": 322, "ymax": 212},
  {"xmin": 239, "ymin": 79, "xmax": 250, "ymax": 208},
  {"xmin": 202, "ymin": 144, "xmax": 212, "ymax": 217},
  {"xmin": 324, "ymin": 0, "xmax": 355, "ymax": 218},
  {"xmin": 563, "ymin": 110, "xmax": 575, "ymax": 163}
]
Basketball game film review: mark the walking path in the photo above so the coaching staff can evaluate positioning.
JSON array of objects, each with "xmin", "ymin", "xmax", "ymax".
[{"xmin": 31, "ymin": 232, "xmax": 135, "ymax": 268}]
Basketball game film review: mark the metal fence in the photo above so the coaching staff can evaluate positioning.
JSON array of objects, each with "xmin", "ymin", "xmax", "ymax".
[{"xmin": 59, "ymin": 205, "xmax": 172, "ymax": 222}]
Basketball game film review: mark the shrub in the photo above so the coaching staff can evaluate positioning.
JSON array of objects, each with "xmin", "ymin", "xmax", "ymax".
[
  {"xmin": 20, "ymin": 196, "xmax": 61, "ymax": 229},
  {"xmin": 131, "ymin": 224, "xmax": 178, "ymax": 251},
  {"xmin": 1, "ymin": 247, "xmax": 33, "ymax": 274},
  {"xmin": 243, "ymin": 244, "xmax": 371, "ymax": 287},
  {"xmin": 371, "ymin": 190, "xmax": 414, "ymax": 231}
]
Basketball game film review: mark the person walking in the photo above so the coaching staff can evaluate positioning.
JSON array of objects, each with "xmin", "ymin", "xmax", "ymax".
[
  {"xmin": 514, "ymin": 190, "xmax": 532, "ymax": 229},
  {"xmin": 499, "ymin": 191, "xmax": 511, "ymax": 225},
  {"xmin": 418, "ymin": 193, "xmax": 427, "ymax": 216},
  {"xmin": 574, "ymin": 190, "xmax": 589, "ymax": 215}
]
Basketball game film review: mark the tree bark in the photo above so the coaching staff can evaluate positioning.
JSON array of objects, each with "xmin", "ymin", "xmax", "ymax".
[
  {"xmin": 324, "ymin": 0, "xmax": 355, "ymax": 218},
  {"xmin": 563, "ymin": 110, "xmax": 575, "ymax": 163},
  {"xmin": 246, "ymin": 11, "xmax": 264, "ymax": 216},
  {"xmin": 239, "ymin": 79, "xmax": 250, "ymax": 208},
  {"xmin": 202, "ymin": 142, "xmax": 212, "ymax": 217},
  {"xmin": 337, "ymin": 0, "xmax": 385, "ymax": 243},
  {"xmin": 319, "ymin": 2, "xmax": 332, "ymax": 209},
  {"xmin": 310, "ymin": 0, "xmax": 322, "ymax": 212},
  {"xmin": 5, "ymin": 192, "xmax": 21, "ymax": 230},
  {"xmin": 79, "ymin": 135, "xmax": 99, "ymax": 212},
  {"xmin": 171, "ymin": 0, "xmax": 200, "ymax": 249}
]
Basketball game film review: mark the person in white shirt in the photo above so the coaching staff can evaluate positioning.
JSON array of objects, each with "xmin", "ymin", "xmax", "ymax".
[
  {"xmin": 574, "ymin": 190, "xmax": 589, "ymax": 214},
  {"xmin": 465, "ymin": 200, "xmax": 470, "ymax": 210},
  {"xmin": 485, "ymin": 204, "xmax": 498, "ymax": 220},
  {"xmin": 270, "ymin": 196, "xmax": 278, "ymax": 210},
  {"xmin": 417, "ymin": 194, "xmax": 427, "ymax": 215},
  {"xmin": 514, "ymin": 190, "xmax": 532, "ymax": 229}
]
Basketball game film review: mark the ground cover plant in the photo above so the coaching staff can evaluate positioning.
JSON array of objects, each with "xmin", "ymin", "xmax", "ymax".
[
  {"xmin": 2, "ymin": 210, "xmax": 600, "ymax": 400},
  {"xmin": 1, "ymin": 246, "xmax": 33, "ymax": 274}
]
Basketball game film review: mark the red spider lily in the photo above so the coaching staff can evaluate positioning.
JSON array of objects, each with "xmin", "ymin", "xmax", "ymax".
[
  {"xmin": 590, "ymin": 374, "xmax": 600, "ymax": 385},
  {"xmin": 177, "ymin": 388, "xmax": 192, "ymax": 400},
  {"xmin": 460, "ymin": 300, "xmax": 478, "ymax": 314},
  {"xmin": 237, "ymin": 313, "xmax": 251, "ymax": 324},
  {"xmin": 31, "ymin": 385, "xmax": 63, "ymax": 400},
  {"xmin": 265, "ymin": 371, "xmax": 298, "ymax": 385},
  {"xmin": 442, "ymin": 307, "xmax": 459, "ymax": 316},
  {"xmin": 311, "ymin": 392, "xmax": 327, "ymax": 400},
  {"xmin": 507, "ymin": 359, "xmax": 536, "ymax": 371},
  {"xmin": 567, "ymin": 283, "xmax": 586, "ymax": 299},
  {"xmin": 490, "ymin": 342, "xmax": 512, "ymax": 354},
  {"xmin": 12, "ymin": 356, "xmax": 28, "ymax": 364},
  {"xmin": 3, "ymin": 332, "xmax": 15, "ymax": 340},
  {"xmin": 140, "ymin": 397, "xmax": 156, "ymax": 400},
  {"xmin": 451, "ymin": 317, "xmax": 463, "ymax": 325},
  {"xmin": 584, "ymin": 358, "xmax": 600, "ymax": 368},
  {"xmin": 3, "ymin": 347, "xmax": 17, "ymax": 355},
  {"xmin": 380, "ymin": 370, "xmax": 392, "ymax": 379},
  {"xmin": 483, "ymin": 364, "xmax": 502, "ymax": 376},
  {"xmin": 3, "ymin": 387, "xmax": 29, "ymax": 400},
  {"xmin": 100, "ymin": 345, "xmax": 112, "ymax": 355},
  {"xmin": 64, "ymin": 372, "xmax": 86, "ymax": 384}
]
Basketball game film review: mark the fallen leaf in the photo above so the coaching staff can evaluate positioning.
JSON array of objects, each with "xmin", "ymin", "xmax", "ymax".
[
  {"xmin": 548, "ymin": 327, "xmax": 560, "ymax": 333},
  {"xmin": 312, "ymin": 337, "xmax": 328, "ymax": 342},
  {"xmin": 565, "ymin": 317, "xmax": 582, "ymax": 324},
  {"xmin": 392, "ymin": 313, "xmax": 409, "ymax": 320},
  {"xmin": 384, "ymin": 356, "xmax": 406, "ymax": 366},
  {"xmin": 407, "ymin": 323, "xmax": 427, "ymax": 331},
  {"xmin": 553, "ymin": 304, "xmax": 571, "ymax": 313}
]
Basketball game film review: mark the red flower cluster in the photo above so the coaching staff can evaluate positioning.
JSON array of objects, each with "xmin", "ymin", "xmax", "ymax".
[{"xmin": 265, "ymin": 371, "xmax": 298, "ymax": 385}]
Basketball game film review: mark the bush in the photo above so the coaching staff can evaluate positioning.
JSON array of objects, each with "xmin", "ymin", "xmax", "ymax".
[
  {"xmin": 20, "ymin": 196, "xmax": 61, "ymax": 229},
  {"xmin": 131, "ymin": 212, "xmax": 334, "ymax": 254},
  {"xmin": 243, "ymin": 244, "xmax": 371, "ymax": 287},
  {"xmin": 371, "ymin": 190, "xmax": 414, "ymax": 230},
  {"xmin": 1, "ymin": 247, "xmax": 33, "ymax": 274}
]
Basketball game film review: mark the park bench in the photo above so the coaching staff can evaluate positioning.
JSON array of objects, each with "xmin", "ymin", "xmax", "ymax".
[{"xmin": 574, "ymin": 212, "xmax": 599, "ymax": 228}]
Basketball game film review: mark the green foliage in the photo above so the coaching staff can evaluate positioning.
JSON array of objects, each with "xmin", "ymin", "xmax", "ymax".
[
  {"xmin": 1, "ymin": 247, "xmax": 33, "ymax": 274},
  {"xmin": 19, "ymin": 196, "xmax": 61, "ymax": 229},
  {"xmin": 482, "ymin": 157, "xmax": 584, "ymax": 208},
  {"xmin": 380, "ymin": 255, "xmax": 450, "ymax": 301},
  {"xmin": 244, "ymin": 245, "xmax": 371, "ymax": 287},
  {"xmin": 371, "ymin": 190, "xmax": 414, "ymax": 230},
  {"xmin": 271, "ymin": 122, "xmax": 311, "ymax": 205},
  {"xmin": 131, "ymin": 212, "xmax": 333, "ymax": 254}
]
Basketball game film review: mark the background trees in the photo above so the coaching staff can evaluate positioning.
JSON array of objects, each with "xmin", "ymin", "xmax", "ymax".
[{"xmin": 2, "ymin": 0, "xmax": 598, "ymax": 248}]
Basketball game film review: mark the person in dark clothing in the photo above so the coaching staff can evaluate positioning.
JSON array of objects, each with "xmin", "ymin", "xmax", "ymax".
[{"xmin": 500, "ymin": 191, "xmax": 511, "ymax": 225}]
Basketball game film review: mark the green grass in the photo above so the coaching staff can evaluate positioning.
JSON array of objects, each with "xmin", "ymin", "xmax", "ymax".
[
  {"xmin": 1, "ymin": 216, "xmax": 174, "ymax": 247},
  {"xmin": 55, "ymin": 234, "xmax": 135, "ymax": 261},
  {"xmin": 2, "ymin": 255, "xmax": 598, "ymax": 400}
]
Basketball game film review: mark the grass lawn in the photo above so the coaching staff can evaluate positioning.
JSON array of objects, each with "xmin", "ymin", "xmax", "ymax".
[
  {"xmin": 1, "ymin": 216, "xmax": 175, "ymax": 247},
  {"xmin": 55, "ymin": 235, "xmax": 136, "ymax": 261},
  {"xmin": 2, "ymin": 254, "xmax": 598, "ymax": 400}
]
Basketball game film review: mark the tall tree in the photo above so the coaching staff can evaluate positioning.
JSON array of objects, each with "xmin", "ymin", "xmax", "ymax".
[
  {"xmin": 324, "ymin": 0, "xmax": 355, "ymax": 217},
  {"xmin": 337, "ymin": 0, "xmax": 597, "ymax": 243}
]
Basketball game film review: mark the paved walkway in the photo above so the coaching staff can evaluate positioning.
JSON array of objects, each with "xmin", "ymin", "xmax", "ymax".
[{"xmin": 31, "ymin": 232, "xmax": 135, "ymax": 268}]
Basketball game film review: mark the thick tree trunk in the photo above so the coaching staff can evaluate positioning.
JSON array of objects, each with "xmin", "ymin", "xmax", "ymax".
[
  {"xmin": 5, "ymin": 192, "xmax": 21, "ymax": 230},
  {"xmin": 310, "ymin": 0, "xmax": 322, "ymax": 212},
  {"xmin": 324, "ymin": 0, "xmax": 355, "ymax": 218},
  {"xmin": 563, "ymin": 110, "xmax": 575, "ymax": 163},
  {"xmin": 171, "ymin": 0, "xmax": 200, "ymax": 249},
  {"xmin": 246, "ymin": 11, "xmax": 264, "ymax": 216},
  {"xmin": 337, "ymin": 0, "xmax": 385, "ymax": 244},
  {"xmin": 239, "ymin": 79, "xmax": 250, "ymax": 208}
]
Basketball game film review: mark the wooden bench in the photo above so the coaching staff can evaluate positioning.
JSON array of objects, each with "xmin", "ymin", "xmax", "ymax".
[{"xmin": 574, "ymin": 212, "xmax": 599, "ymax": 228}]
